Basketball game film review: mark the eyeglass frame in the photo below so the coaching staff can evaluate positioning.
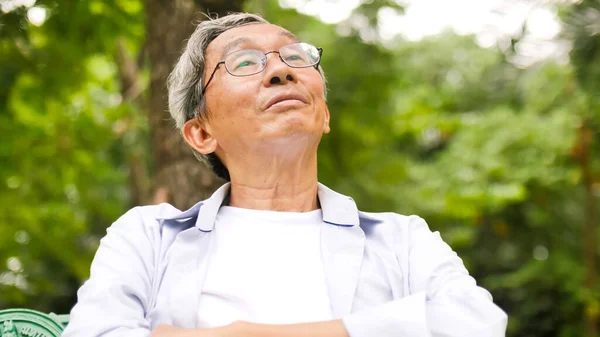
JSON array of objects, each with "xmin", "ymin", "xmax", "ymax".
[{"xmin": 201, "ymin": 42, "xmax": 323, "ymax": 95}]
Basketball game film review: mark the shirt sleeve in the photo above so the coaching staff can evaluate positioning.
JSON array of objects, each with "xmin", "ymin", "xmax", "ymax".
[
  {"xmin": 61, "ymin": 207, "xmax": 156, "ymax": 337},
  {"xmin": 342, "ymin": 215, "xmax": 507, "ymax": 337}
]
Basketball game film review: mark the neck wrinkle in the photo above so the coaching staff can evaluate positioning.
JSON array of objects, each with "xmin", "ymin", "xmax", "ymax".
[
  {"xmin": 224, "ymin": 140, "xmax": 320, "ymax": 212},
  {"xmin": 228, "ymin": 178, "xmax": 319, "ymax": 212}
]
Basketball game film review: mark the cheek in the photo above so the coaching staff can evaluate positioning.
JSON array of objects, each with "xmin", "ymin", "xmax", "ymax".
[
  {"xmin": 210, "ymin": 78, "xmax": 257, "ymax": 115},
  {"xmin": 208, "ymin": 79, "xmax": 261, "ymax": 139},
  {"xmin": 305, "ymin": 73, "xmax": 326, "ymax": 101}
]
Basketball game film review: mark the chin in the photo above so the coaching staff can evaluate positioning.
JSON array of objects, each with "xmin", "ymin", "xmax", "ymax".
[
  {"xmin": 260, "ymin": 123, "xmax": 319, "ymax": 145},
  {"xmin": 260, "ymin": 107, "xmax": 324, "ymax": 138}
]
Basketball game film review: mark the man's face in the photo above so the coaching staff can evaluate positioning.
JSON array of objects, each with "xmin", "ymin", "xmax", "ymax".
[{"xmin": 199, "ymin": 23, "xmax": 330, "ymax": 165}]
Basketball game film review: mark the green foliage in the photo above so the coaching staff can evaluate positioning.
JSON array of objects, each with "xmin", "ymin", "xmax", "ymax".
[
  {"xmin": 1, "ymin": 0, "xmax": 599, "ymax": 336},
  {"xmin": 0, "ymin": 0, "xmax": 145, "ymax": 312}
]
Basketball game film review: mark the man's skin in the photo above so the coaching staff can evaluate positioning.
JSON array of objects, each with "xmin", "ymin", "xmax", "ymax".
[
  {"xmin": 151, "ymin": 23, "xmax": 349, "ymax": 337},
  {"xmin": 153, "ymin": 320, "xmax": 348, "ymax": 337}
]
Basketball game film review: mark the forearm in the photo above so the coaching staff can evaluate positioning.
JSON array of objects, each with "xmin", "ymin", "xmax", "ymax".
[
  {"xmin": 151, "ymin": 324, "xmax": 216, "ymax": 337},
  {"xmin": 151, "ymin": 320, "xmax": 349, "ymax": 337},
  {"xmin": 236, "ymin": 319, "xmax": 349, "ymax": 337}
]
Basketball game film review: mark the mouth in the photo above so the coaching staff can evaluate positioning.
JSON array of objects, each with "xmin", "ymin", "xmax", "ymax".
[{"xmin": 265, "ymin": 93, "xmax": 308, "ymax": 111}]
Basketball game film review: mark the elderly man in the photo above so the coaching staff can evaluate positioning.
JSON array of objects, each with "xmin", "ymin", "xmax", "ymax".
[{"xmin": 62, "ymin": 12, "xmax": 507, "ymax": 337}]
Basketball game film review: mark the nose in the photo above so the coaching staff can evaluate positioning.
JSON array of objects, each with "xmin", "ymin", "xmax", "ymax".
[{"xmin": 262, "ymin": 52, "xmax": 296, "ymax": 87}]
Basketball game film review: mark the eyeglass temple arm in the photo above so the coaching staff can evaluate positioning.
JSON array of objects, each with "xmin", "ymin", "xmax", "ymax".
[
  {"xmin": 314, "ymin": 48, "xmax": 323, "ymax": 69},
  {"xmin": 202, "ymin": 61, "xmax": 225, "ymax": 95}
]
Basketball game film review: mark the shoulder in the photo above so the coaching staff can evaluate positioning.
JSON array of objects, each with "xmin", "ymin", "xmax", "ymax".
[
  {"xmin": 357, "ymin": 211, "xmax": 459, "ymax": 275},
  {"xmin": 106, "ymin": 203, "xmax": 184, "ymax": 237},
  {"xmin": 358, "ymin": 211, "xmax": 432, "ymax": 233},
  {"xmin": 358, "ymin": 211, "xmax": 440, "ymax": 249},
  {"xmin": 120, "ymin": 203, "xmax": 182, "ymax": 220}
]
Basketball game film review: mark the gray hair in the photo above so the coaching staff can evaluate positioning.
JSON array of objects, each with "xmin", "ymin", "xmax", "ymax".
[{"xmin": 167, "ymin": 12, "xmax": 326, "ymax": 181}]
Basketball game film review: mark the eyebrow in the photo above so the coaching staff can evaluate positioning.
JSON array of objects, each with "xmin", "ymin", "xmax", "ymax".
[
  {"xmin": 219, "ymin": 30, "xmax": 301, "ymax": 60},
  {"xmin": 220, "ymin": 37, "xmax": 252, "ymax": 60},
  {"xmin": 279, "ymin": 30, "xmax": 300, "ymax": 42}
]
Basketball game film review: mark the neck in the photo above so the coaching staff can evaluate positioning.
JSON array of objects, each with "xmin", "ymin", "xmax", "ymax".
[{"xmin": 226, "ymin": 151, "xmax": 319, "ymax": 212}]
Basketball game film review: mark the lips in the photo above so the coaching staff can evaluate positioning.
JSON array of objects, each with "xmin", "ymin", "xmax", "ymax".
[{"xmin": 264, "ymin": 93, "xmax": 308, "ymax": 111}]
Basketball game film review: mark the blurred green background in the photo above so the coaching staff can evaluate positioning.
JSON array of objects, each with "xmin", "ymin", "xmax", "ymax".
[{"xmin": 1, "ymin": 0, "xmax": 599, "ymax": 336}]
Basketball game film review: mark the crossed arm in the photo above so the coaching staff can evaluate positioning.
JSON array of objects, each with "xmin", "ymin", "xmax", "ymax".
[{"xmin": 151, "ymin": 320, "xmax": 349, "ymax": 337}]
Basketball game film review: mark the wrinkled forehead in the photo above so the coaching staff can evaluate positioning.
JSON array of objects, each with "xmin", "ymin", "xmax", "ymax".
[{"xmin": 206, "ymin": 23, "xmax": 300, "ymax": 61}]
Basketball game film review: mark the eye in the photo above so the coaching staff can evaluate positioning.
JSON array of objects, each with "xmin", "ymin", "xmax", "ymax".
[
  {"xmin": 285, "ymin": 54, "xmax": 305, "ymax": 61},
  {"xmin": 236, "ymin": 59, "xmax": 256, "ymax": 69}
]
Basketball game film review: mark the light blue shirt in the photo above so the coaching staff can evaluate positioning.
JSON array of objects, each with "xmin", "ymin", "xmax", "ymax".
[{"xmin": 62, "ymin": 183, "xmax": 507, "ymax": 337}]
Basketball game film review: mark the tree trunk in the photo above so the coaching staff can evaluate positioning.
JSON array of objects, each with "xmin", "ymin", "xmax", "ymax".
[
  {"xmin": 145, "ymin": 0, "xmax": 244, "ymax": 209},
  {"xmin": 115, "ymin": 39, "xmax": 151, "ymax": 207},
  {"xmin": 575, "ymin": 121, "xmax": 598, "ymax": 337}
]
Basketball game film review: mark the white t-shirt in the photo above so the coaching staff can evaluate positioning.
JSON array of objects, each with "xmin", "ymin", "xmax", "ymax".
[{"xmin": 196, "ymin": 206, "xmax": 333, "ymax": 328}]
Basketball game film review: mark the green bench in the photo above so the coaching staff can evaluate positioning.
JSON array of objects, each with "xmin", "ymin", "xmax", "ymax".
[{"xmin": 0, "ymin": 309, "xmax": 68, "ymax": 336}]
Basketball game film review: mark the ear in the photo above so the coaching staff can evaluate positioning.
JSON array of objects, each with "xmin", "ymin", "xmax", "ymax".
[
  {"xmin": 182, "ymin": 117, "xmax": 218, "ymax": 155},
  {"xmin": 323, "ymin": 105, "xmax": 331, "ymax": 134}
]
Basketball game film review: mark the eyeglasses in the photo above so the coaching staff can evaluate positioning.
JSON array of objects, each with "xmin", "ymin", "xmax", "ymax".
[{"xmin": 202, "ymin": 42, "xmax": 323, "ymax": 95}]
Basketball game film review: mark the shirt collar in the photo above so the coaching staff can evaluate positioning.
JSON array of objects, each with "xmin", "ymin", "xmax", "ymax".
[
  {"xmin": 317, "ymin": 183, "xmax": 360, "ymax": 227},
  {"xmin": 158, "ymin": 182, "xmax": 361, "ymax": 232}
]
